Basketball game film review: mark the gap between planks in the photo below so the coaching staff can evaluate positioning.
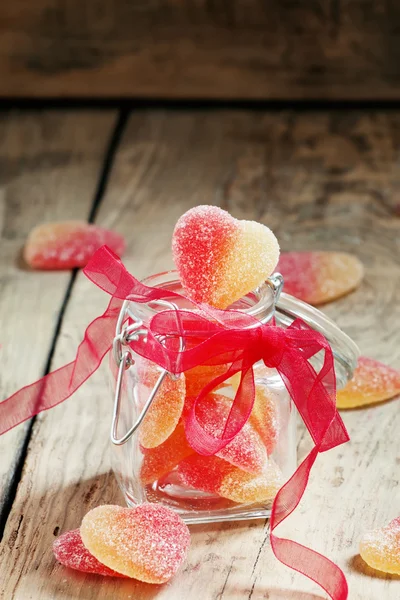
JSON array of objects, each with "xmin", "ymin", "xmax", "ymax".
[{"xmin": 0, "ymin": 109, "xmax": 129, "ymax": 540}]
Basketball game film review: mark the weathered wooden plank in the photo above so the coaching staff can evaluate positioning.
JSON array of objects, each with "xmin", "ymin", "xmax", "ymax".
[
  {"xmin": 2, "ymin": 2, "xmax": 400, "ymax": 99},
  {"xmin": 1, "ymin": 110, "xmax": 399, "ymax": 599},
  {"xmin": 0, "ymin": 110, "xmax": 116, "ymax": 529}
]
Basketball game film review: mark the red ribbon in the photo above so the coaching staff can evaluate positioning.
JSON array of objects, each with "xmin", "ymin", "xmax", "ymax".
[{"xmin": 0, "ymin": 246, "xmax": 349, "ymax": 599}]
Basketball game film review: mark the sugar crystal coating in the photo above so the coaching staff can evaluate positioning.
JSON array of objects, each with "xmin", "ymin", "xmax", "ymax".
[
  {"xmin": 337, "ymin": 356, "xmax": 400, "ymax": 409},
  {"xmin": 172, "ymin": 205, "xmax": 238, "ymax": 307},
  {"xmin": 24, "ymin": 221, "xmax": 126, "ymax": 270},
  {"xmin": 219, "ymin": 220, "xmax": 280, "ymax": 309},
  {"xmin": 188, "ymin": 393, "xmax": 268, "ymax": 474},
  {"xmin": 138, "ymin": 360, "xmax": 186, "ymax": 449},
  {"xmin": 228, "ymin": 365, "xmax": 279, "ymax": 455},
  {"xmin": 80, "ymin": 504, "xmax": 191, "ymax": 583},
  {"xmin": 172, "ymin": 205, "xmax": 279, "ymax": 308},
  {"xmin": 140, "ymin": 421, "xmax": 194, "ymax": 484},
  {"xmin": 219, "ymin": 457, "xmax": 284, "ymax": 503},
  {"xmin": 277, "ymin": 251, "xmax": 363, "ymax": 305},
  {"xmin": 250, "ymin": 386, "xmax": 279, "ymax": 455},
  {"xmin": 53, "ymin": 528, "xmax": 125, "ymax": 577},
  {"xmin": 360, "ymin": 517, "xmax": 400, "ymax": 574},
  {"xmin": 177, "ymin": 454, "xmax": 229, "ymax": 493},
  {"xmin": 178, "ymin": 454, "xmax": 283, "ymax": 503}
]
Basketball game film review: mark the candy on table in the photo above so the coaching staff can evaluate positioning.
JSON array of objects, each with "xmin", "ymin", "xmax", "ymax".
[
  {"xmin": 53, "ymin": 529, "xmax": 125, "ymax": 577},
  {"xmin": 24, "ymin": 221, "xmax": 126, "ymax": 270},
  {"xmin": 359, "ymin": 517, "xmax": 400, "ymax": 575},
  {"xmin": 185, "ymin": 363, "xmax": 230, "ymax": 397},
  {"xmin": 140, "ymin": 422, "xmax": 194, "ymax": 485},
  {"xmin": 276, "ymin": 251, "xmax": 364, "ymax": 305},
  {"xmin": 172, "ymin": 205, "xmax": 280, "ymax": 309},
  {"xmin": 188, "ymin": 393, "xmax": 268, "ymax": 474},
  {"xmin": 178, "ymin": 454, "xmax": 283, "ymax": 503},
  {"xmin": 80, "ymin": 504, "xmax": 191, "ymax": 583},
  {"xmin": 337, "ymin": 356, "xmax": 400, "ymax": 409},
  {"xmin": 138, "ymin": 359, "xmax": 186, "ymax": 449}
]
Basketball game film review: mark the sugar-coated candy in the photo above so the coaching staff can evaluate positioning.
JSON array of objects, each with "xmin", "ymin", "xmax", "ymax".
[
  {"xmin": 172, "ymin": 205, "xmax": 280, "ymax": 308},
  {"xmin": 178, "ymin": 455, "xmax": 283, "ymax": 503},
  {"xmin": 138, "ymin": 360, "xmax": 185, "ymax": 449},
  {"xmin": 140, "ymin": 422, "xmax": 194, "ymax": 484},
  {"xmin": 360, "ymin": 517, "xmax": 400, "ymax": 574},
  {"xmin": 80, "ymin": 504, "xmax": 190, "ymax": 583},
  {"xmin": 177, "ymin": 454, "xmax": 229, "ymax": 494},
  {"xmin": 277, "ymin": 251, "xmax": 364, "ymax": 305},
  {"xmin": 189, "ymin": 393, "xmax": 267, "ymax": 474},
  {"xmin": 228, "ymin": 366, "xmax": 279, "ymax": 455},
  {"xmin": 24, "ymin": 221, "xmax": 126, "ymax": 270},
  {"xmin": 219, "ymin": 457, "xmax": 283, "ymax": 503},
  {"xmin": 185, "ymin": 363, "xmax": 229, "ymax": 397},
  {"xmin": 250, "ymin": 386, "xmax": 279, "ymax": 455},
  {"xmin": 53, "ymin": 529, "xmax": 125, "ymax": 577},
  {"xmin": 337, "ymin": 356, "xmax": 400, "ymax": 409}
]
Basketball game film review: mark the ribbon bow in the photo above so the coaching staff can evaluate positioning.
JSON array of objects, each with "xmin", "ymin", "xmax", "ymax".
[{"xmin": 0, "ymin": 246, "xmax": 349, "ymax": 600}]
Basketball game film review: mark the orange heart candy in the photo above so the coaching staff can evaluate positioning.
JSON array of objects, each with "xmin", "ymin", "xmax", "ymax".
[
  {"xmin": 337, "ymin": 356, "xmax": 400, "ymax": 409},
  {"xmin": 138, "ymin": 359, "xmax": 186, "ymax": 449},
  {"xmin": 80, "ymin": 504, "xmax": 190, "ymax": 583},
  {"xmin": 360, "ymin": 517, "xmax": 400, "ymax": 574},
  {"xmin": 24, "ymin": 221, "xmax": 125, "ymax": 270},
  {"xmin": 172, "ymin": 205, "xmax": 280, "ymax": 308},
  {"xmin": 277, "ymin": 251, "xmax": 363, "ymax": 305}
]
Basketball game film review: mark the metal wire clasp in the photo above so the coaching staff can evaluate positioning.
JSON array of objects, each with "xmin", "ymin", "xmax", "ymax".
[
  {"xmin": 110, "ymin": 298, "xmax": 182, "ymax": 446},
  {"xmin": 267, "ymin": 273, "xmax": 284, "ymax": 302}
]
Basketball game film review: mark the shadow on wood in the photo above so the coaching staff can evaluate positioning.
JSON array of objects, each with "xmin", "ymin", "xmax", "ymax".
[{"xmin": 348, "ymin": 555, "xmax": 400, "ymax": 581}]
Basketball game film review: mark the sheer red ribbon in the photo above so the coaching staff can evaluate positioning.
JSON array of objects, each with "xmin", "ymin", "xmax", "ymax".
[{"xmin": 0, "ymin": 246, "xmax": 349, "ymax": 600}]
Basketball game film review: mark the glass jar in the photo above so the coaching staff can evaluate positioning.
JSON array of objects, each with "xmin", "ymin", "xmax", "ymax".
[{"xmin": 110, "ymin": 272, "xmax": 358, "ymax": 524}]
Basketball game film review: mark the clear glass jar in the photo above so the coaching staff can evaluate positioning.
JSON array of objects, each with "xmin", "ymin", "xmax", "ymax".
[{"xmin": 110, "ymin": 272, "xmax": 358, "ymax": 524}]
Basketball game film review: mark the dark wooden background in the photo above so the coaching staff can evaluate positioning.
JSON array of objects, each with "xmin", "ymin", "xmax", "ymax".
[{"xmin": 2, "ymin": 0, "xmax": 400, "ymax": 99}]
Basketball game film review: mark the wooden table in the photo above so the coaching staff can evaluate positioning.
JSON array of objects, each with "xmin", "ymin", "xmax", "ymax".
[{"xmin": 0, "ymin": 107, "xmax": 399, "ymax": 600}]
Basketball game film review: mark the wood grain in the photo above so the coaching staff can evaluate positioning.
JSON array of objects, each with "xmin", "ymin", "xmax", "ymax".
[
  {"xmin": 2, "ymin": 1, "xmax": 400, "ymax": 99},
  {"xmin": 1, "ymin": 110, "xmax": 400, "ymax": 599},
  {"xmin": 0, "ymin": 110, "xmax": 116, "ymax": 528}
]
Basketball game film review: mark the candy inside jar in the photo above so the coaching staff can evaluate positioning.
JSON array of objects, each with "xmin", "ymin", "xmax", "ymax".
[{"xmin": 109, "ymin": 271, "xmax": 358, "ymax": 524}]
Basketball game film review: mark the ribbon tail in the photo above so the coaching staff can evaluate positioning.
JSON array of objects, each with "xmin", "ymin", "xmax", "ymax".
[
  {"xmin": 0, "ymin": 297, "xmax": 120, "ymax": 435},
  {"xmin": 270, "ymin": 447, "xmax": 348, "ymax": 600}
]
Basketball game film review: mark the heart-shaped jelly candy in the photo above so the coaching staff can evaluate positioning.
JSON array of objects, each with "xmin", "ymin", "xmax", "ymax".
[
  {"xmin": 53, "ymin": 528, "xmax": 125, "ymax": 576},
  {"xmin": 277, "ymin": 251, "xmax": 363, "ymax": 305},
  {"xmin": 185, "ymin": 393, "xmax": 268, "ymax": 474},
  {"xmin": 138, "ymin": 359, "xmax": 185, "ymax": 449},
  {"xmin": 80, "ymin": 504, "xmax": 190, "ymax": 583},
  {"xmin": 178, "ymin": 454, "xmax": 283, "ymax": 503},
  {"xmin": 140, "ymin": 422, "xmax": 194, "ymax": 485},
  {"xmin": 172, "ymin": 205, "xmax": 280, "ymax": 308},
  {"xmin": 360, "ymin": 517, "xmax": 400, "ymax": 574},
  {"xmin": 24, "ymin": 221, "xmax": 126, "ymax": 270},
  {"xmin": 337, "ymin": 356, "xmax": 400, "ymax": 409}
]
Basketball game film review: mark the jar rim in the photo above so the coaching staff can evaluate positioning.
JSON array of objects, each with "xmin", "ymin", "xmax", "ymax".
[{"xmin": 140, "ymin": 269, "xmax": 275, "ymax": 321}]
